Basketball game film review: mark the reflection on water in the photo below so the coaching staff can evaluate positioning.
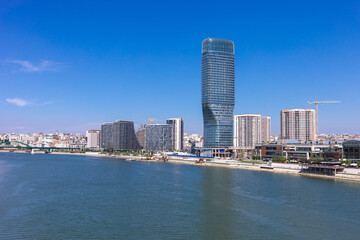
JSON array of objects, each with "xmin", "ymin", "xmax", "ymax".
[
  {"xmin": 202, "ymin": 167, "xmax": 238, "ymax": 239},
  {"xmin": 0, "ymin": 153, "xmax": 360, "ymax": 239}
]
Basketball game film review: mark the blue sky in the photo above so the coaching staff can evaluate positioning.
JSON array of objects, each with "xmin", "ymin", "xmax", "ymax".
[{"xmin": 0, "ymin": 0, "xmax": 359, "ymax": 134}]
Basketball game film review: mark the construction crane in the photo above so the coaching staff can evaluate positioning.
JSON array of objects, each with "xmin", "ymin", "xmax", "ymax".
[
  {"xmin": 146, "ymin": 118, "xmax": 163, "ymax": 125},
  {"xmin": 307, "ymin": 101, "xmax": 341, "ymax": 139}
]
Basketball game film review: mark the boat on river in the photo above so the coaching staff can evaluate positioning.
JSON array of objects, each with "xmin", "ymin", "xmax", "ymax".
[{"xmin": 126, "ymin": 158, "xmax": 136, "ymax": 161}]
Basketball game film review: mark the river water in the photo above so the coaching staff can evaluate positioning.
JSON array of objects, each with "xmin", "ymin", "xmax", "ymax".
[{"xmin": 0, "ymin": 153, "xmax": 360, "ymax": 239}]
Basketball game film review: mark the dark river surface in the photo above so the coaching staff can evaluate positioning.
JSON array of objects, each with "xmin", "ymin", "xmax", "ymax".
[{"xmin": 0, "ymin": 153, "xmax": 360, "ymax": 239}]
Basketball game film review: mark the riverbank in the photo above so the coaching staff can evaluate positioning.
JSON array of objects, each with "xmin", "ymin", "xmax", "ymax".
[
  {"xmin": 1, "ymin": 150, "xmax": 360, "ymax": 183},
  {"xmin": 50, "ymin": 151, "xmax": 151, "ymax": 160},
  {"xmin": 166, "ymin": 158, "xmax": 360, "ymax": 183}
]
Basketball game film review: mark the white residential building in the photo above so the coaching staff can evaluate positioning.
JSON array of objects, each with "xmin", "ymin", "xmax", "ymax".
[
  {"xmin": 234, "ymin": 114, "xmax": 261, "ymax": 147},
  {"xmin": 234, "ymin": 114, "xmax": 271, "ymax": 148},
  {"xmin": 166, "ymin": 118, "xmax": 184, "ymax": 151},
  {"xmin": 86, "ymin": 130, "xmax": 100, "ymax": 148}
]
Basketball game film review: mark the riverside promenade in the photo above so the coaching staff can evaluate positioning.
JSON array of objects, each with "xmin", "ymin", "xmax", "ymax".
[{"xmin": 166, "ymin": 156, "xmax": 360, "ymax": 182}]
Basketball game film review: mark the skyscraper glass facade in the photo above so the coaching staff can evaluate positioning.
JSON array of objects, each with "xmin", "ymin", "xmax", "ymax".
[{"xmin": 202, "ymin": 38, "xmax": 235, "ymax": 148}]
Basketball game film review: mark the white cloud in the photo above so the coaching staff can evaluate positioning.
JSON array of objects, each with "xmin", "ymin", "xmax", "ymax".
[
  {"xmin": 7, "ymin": 59, "xmax": 59, "ymax": 72},
  {"xmin": 6, "ymin": 98, "xmax": 30, "ymax": 107},
  {"xmin": 5, "ymin": 98, "xmax": 55, "ymax": 107},
  {"xmin": 13, "ymin": 126, "xmax": 26, "ymax": 130}
]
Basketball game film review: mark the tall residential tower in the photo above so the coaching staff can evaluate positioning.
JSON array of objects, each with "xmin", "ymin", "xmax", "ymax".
[
  {"xmin": 261, "ymin": 116, "xmax": 271, "ymax": 143},
  {"xmin": 166, "ymin": 118, "xmax": 184, "ymax": 151},
  {"xmin": 233, "ymin": 114, "xmax": 271, "ymax": 148},
  {"xmin": 201, "ymin": 38, "xmax": 235, "ymax": 148},
  {"xmin": 234, "ymin": 114, "xmax": 262, "ymax": 147},
  {"xmin": 281, "ymin": 109, "xmax": 316, "ymax": 142},
  {"xmin": 100, "ymin": 120, "xmax": 141, "ymax": 150},
  {"xmin": 145, "ymin": 124, "xmax": 174, "ymax": 151}
]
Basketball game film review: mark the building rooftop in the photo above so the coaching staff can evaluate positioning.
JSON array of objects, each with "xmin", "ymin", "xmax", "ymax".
[{"xmin": 343, "ymin": 140, "xmax": 360, "ymax": 146}]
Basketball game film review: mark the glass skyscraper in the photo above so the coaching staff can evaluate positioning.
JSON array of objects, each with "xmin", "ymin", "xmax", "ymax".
[{"xmin": 202, "ymin": 38, "xmax": 235, "ymax": 148}]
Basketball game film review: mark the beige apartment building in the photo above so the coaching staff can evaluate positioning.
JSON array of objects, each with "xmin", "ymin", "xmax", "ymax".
[
  {"xmin": 281, "ymin": 109, "xmax": 316, "ymax": 142},
  {"xmin": 261, "ymin": 116, "xmax": 271, "ymax": 143},
  {"xmin": 234, "ymin": 114, "xmax": 271, "ymax": 147}
]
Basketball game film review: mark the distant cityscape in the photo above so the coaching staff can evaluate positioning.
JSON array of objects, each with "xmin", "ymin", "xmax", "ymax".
[
  {"xmin": 1, "ymin": 132, "xmax": 359, "ymax": 151},
  {"xmin": 1, "ymin": 38, "xmax": 359, "ymax": 164},
  {"xmin": 3, "ymin": 2, "xmax": 360, "ymax": 239}
]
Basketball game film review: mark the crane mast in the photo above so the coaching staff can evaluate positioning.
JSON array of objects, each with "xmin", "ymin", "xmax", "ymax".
[{"xmin": 307, "ymin": 101, "xmax": 341, "ymax": 140}]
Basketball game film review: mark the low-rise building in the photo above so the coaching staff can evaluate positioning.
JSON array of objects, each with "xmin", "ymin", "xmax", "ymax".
[
  {"xmin": 343, "ymin": 140, "xmax": 360, "ymax": 160},
  {"xmin": 200, "ymin": 148, "xmax": 233, "ymax": 158},
  {"xmin": 255, "ymin": 140, "xmax": 343, "ymax": 161}
]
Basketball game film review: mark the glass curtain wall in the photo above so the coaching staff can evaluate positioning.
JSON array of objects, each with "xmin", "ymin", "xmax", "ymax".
[{"xmin": 202, "ymin": 38, "xmax": 235, "ymax": 148}]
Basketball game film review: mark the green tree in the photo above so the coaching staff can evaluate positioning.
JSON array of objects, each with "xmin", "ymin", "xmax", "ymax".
[
  {"xmin": 274, "ymin": 156, "xmax": 286, "ymax": 163},
  {"xmin": 103, "ymin": 147, "xmax": 113, "ymax": 153}
]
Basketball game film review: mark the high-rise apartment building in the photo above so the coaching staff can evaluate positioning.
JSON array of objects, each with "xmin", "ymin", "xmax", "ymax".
[
  {"xmin": 234, "ymin": 114, "xmax": 271, "ymax": 147},
  {"xmin": 234, "ymin": 114, "xmax": 262, "ymax": 147},
  {"xmin": 145, "ymin": 124, "xmax": 173, "ymax": 151},
  {"xmin": 261, "ymin": 116, "xmax": 271, "ymax": 143},
  {"xmin": 86, "ymin": 130, "xmax": 100, "ymax": 148},
  {"xmin": 100, "ymin": 123, "xmax": 113, "ymax": 148},
  {"xmin": 166, "ymin": 118, "xmax": 184, "ymax": 151},
  {"xmin": 281, "ymin": 109, "xmax": 315, "ymax": 142},
  {"xmin": 100, "ymin": 120, "xmax": 141, "ymax": 150},
  {"xmin": 135, "ymin": 124, "xmax": 146, "ymax": 149},
  {"xmin": 202, "ymin": 38, "xmax": 235, "ymax": 148}
]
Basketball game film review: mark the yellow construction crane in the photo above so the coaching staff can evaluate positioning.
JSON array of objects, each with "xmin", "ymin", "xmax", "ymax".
[
  {"xmin": 307, "ymin": 101, "xmax": 341, "ymax": 139},
  {"xmin": 146, "ymin": 119, "xmax": 155, "ymax": 125},
  {"xmin": 146, "ymin": 119, "xmax": 163, "ymax": 125}
]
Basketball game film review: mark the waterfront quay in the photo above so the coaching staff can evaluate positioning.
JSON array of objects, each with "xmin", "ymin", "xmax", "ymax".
[{"xmin": 166, "ymin": 155, "xmax": 360, "ymax": 182}]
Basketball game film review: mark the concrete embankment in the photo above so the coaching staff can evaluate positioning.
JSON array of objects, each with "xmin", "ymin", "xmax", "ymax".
[
  {"xmin": 0, "ymin": 150, "xmax": 29, "ymax": 153},
  {"xmin": 167, "ymin": 158, "xmax": 360, "ymax": 183}
]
